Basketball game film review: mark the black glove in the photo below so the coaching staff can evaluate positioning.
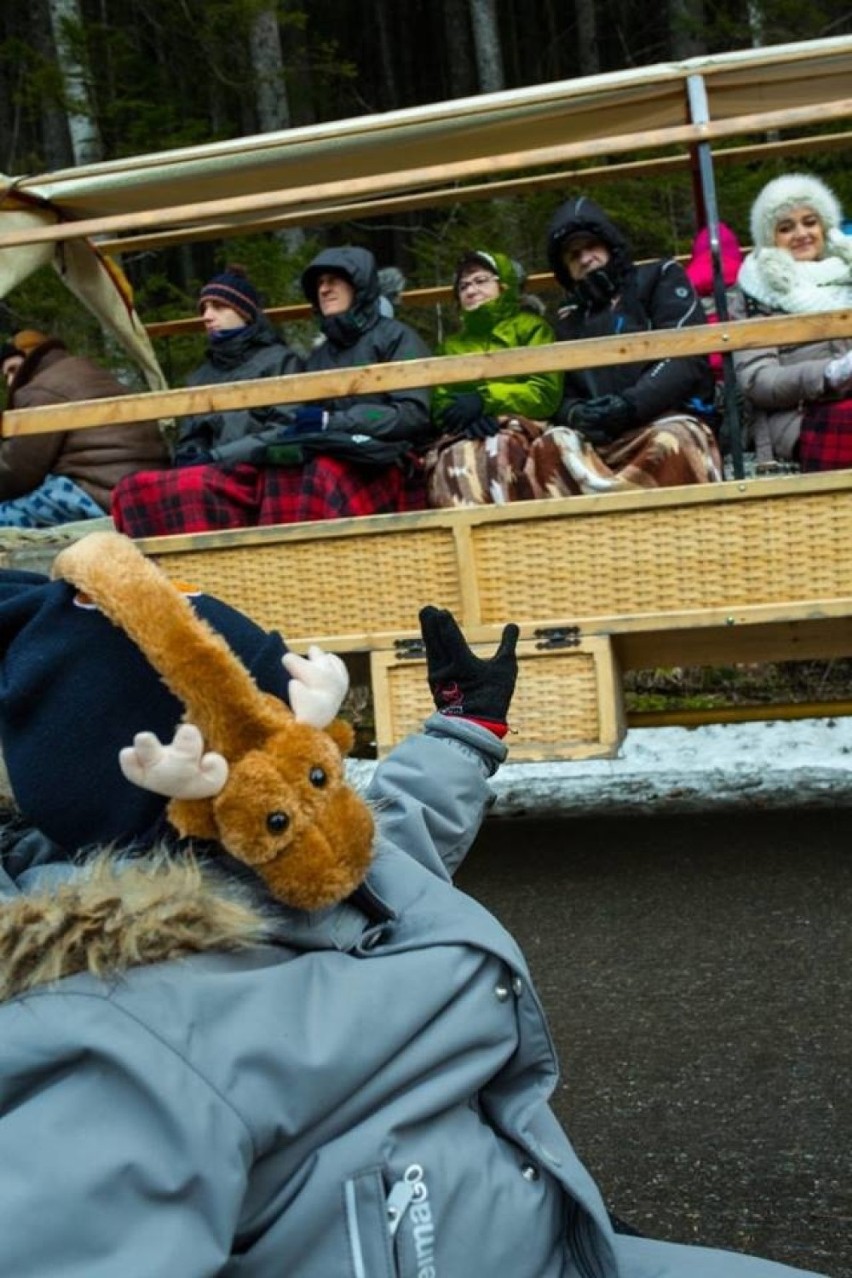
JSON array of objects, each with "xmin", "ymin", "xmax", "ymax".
[
  {"xmin": 441, "ymin": 392, "xmax": 485, "ymax": 433},
  {"xmin": 568, "ymin": 394, "xmax": 636, "ymax": 440},
  {"xmin": 461, "ymin": 416, "xmax": 501, "ymax": 440},
  {"xmin": 419, "ymin": 606, "xmax": 519, "ymax": 734},
  {"xmin": 289, "ymin": 406, "xmax": 329, "ymax": 432}
]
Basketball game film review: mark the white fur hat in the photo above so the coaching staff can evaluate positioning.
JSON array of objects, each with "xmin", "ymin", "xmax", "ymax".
[{"xmin": 750, "ymin": 173, "xmax": 843, "ymax": 248}]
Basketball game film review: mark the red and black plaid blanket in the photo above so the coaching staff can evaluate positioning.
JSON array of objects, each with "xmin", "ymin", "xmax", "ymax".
[
  {"xmin": 798, "ymin": 397, "xmax": 852, "ymax": 473},
  {"xmin": 112, "ymin": 459, "xmax": 425, "ymax": 538}
]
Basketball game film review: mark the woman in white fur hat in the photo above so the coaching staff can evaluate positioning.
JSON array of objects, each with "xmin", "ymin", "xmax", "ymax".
[{"xmin": 734, "ymin": 172, "xmax": 852, "ymax": 470}]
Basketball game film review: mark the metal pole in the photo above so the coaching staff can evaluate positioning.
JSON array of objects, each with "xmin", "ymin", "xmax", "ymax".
[{"xmin": 686, "ymin": 73, "xmax": 744, "ymax": 480}]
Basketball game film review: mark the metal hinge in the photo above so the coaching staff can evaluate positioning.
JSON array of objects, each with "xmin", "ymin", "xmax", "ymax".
[
  {"xmin": 394, "ymin": 637, "xmax": 426, "ymax": 660},
  {"xmin": 534, "ymin": 626, "xmax": 581, "ymax": 650}
]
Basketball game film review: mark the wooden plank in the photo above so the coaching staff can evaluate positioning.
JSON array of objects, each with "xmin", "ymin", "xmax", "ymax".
[
  {"xmin": 5, "ymin": 310, "xmax": 851, "ymax": 436},
  {"xmin": 3, "ymin": 96, "xmax": 851, "ymax": 251},
  {"xmin": 111, "ymin": 129, "xmax": 852, "ymax": 258}
]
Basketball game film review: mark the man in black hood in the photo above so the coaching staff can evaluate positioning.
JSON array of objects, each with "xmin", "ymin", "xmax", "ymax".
[{"xmin": 527, "ymin": 196, "xmax": 721, "ymax": 495}]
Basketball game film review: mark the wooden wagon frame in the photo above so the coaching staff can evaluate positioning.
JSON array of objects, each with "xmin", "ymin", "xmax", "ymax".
[{"xmin": 1, "ymin": 35, "xmax": 851, "ymax": 760}]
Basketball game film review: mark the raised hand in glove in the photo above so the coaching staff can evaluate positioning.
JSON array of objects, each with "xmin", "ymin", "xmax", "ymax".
[
  {"xmin": 419, "ymin": 605, "xmax": 519, "ymax": 738},
  {"xmin": 462, "ymin": 416, "xmax": 501, "ymax": 440},
  {"xmin": 568, "ymin": 394, "xmax": 636, "ymax": 440},
  {"xmin": 441, "ymin": 391, "xmax": 485, "ymax": 434}
]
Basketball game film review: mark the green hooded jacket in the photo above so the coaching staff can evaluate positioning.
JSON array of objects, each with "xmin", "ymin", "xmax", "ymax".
[{"xmin": 432, "ymin": 250, "xmax": 563, "ymax": 428}]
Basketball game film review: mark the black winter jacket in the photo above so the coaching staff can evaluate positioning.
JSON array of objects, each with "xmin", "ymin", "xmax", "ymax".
[
  {"xmin": 299, "ymin": 246, "xmax": 433, "ymax": 460},
  {"xmin": 546, "ymin": 197, "xmax": 714, "ymax": 428}
]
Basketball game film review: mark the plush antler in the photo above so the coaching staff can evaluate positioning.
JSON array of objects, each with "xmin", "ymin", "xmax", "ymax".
[{"xmin": 52, "ymin": 531, "xmax": 374, "ymax": 911}]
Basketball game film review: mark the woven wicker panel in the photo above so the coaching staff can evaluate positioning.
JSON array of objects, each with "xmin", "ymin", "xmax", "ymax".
[
  {"xmin": 374, "ymin": 646, "xmax": 611, "ymax": 761},
  {"xmin": 152, "ymin": 529, "xmax": 461, "ymax": 640},
  {"xmin": 473, "ymin": 490, "xmax": 852, "ymax": 622}
]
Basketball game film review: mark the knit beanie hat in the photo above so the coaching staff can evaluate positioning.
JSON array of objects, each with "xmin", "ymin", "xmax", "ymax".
[
  {"xmin": 12, "ymin": 329, "xmax": 50, "ymax": 356},
  {"xmin": 0, "ymin": 567, "xmax": 291, "ymax": 851},
  {"xmin": 750, "ymin": 174, "xmax": 843, "ymax": 249},
  {"xmin": 198, "ymin": 265, "xmax": 261, "ymax": 323}
]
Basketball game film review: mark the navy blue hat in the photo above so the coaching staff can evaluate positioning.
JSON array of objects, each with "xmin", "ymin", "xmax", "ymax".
[{"xmin": 0, "ymin": 570, "xmax": 291, "ymax": 851}]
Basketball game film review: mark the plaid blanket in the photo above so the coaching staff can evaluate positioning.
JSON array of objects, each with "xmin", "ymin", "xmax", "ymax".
[
  {"xmin": 112, "ymin": 459, "xmax": 420, "ymax": 537},
  {"xmin": 798, "ymin": 397, "xmax": 852, "ymax": 473}
]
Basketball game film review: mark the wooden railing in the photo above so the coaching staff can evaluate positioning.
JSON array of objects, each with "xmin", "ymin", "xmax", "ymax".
[{"xmin": 3, "ymin": 310, "xmax": 851, "ymax": 439}]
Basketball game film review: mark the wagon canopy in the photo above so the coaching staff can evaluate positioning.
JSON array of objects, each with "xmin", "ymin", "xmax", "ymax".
[{"xmin": 0, "ymin": 34, "xmax": 849, "ymax": 380}]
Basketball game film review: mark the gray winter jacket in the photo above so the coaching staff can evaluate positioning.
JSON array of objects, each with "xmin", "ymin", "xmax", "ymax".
[
  {"xmin": 176, "ymin": 318, "xmax": 303, "ymax": 465},
  {"xmin": 730, "ymin": 288, "xmax": 852, "ymax": 463},
  {"xmin": 0, "ymin": 716, "xmax": 825, "ymax": 1278}
]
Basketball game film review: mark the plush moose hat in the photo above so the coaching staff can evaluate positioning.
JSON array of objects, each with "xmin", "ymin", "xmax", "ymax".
[{"xmin": 0, "ymin": 532, "xmax": 374, "ymax": 911}]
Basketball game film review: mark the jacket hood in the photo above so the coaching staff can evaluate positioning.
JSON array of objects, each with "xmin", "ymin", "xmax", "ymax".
[
  {"xmin": 749, "ymin": 172, "xmax": 843, "ymax": 249},
  {"xmin": 301, "ymin": 246, "xmax": 381, "ymax": 347},
  {"xmin": 8, "ymin": 337, "xmax": 69, "ymax": 396},
  {"xmin": 546, "ymin": 194, "xmax": 633, "ymax": 296},
  {"xmin": 455, "ymin": 249, "xmax": 522, "ymax": 338},
  {"xmin": 0, "ymin": 852, "xmax": 273, "ymax": 1001},
  {"xmin": 684, "ymin": 223, "xmax": 745, "ymax": 295}
]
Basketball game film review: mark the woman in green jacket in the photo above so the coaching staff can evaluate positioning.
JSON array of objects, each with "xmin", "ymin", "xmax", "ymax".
[{"xmin": 424, "ymin": 249, "xmax": 562, "ymax": 506}]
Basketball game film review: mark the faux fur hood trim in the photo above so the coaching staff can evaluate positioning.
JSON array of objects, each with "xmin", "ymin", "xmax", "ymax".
[
  {"xmin": 749, "ymin": 173, "xmax": 843, "ymax": 248},
  {"xmin": 0, "ymin": 852, "xmax": 274, "ymax": 1001}
]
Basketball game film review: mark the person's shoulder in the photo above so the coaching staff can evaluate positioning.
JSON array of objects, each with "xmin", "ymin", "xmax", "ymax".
[
  {"xmin": 375, "ymin": 315, "xmax": 430, "ymax": 354},
  {"xmin": 503, "ymin": 308, "xmax": 555, "ymax": 341}
]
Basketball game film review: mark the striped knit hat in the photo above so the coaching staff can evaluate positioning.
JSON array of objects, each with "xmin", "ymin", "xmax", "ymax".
[{"xmin": 198, "ymin": 265, "xmax": 260, "ymax": 323}]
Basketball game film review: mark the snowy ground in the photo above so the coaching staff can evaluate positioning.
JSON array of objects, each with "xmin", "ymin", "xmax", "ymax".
[{"xmin": 348, "ymin": 716, "xmax": 852, "ymax": 817}]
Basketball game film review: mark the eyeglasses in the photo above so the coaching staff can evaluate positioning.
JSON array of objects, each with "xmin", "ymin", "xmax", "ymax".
[{"xmin": 458, "ymin": 274, "xmax": 499, "ymax": 292}]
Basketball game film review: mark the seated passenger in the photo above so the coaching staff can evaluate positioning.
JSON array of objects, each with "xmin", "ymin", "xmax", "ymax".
[
  {"xmin": 111, "ymin": 266, "xmax": 303, "ymax": 535},
  {"xmin": 733, "ymin": 173, "xmax": 852, "ymax": 472},
  {"xmin": 271, "ymin": 245, "xmax": 433, "ymax": 519},
  {"xmin": 174, "ymin": 264, "xmax": 304, "ymax": 467},
  {"xmin": 422, "ymin": 249, "xmax": 562, "ymax": 506},
  {"xmin": 0, "ymin": 329, "xmax": 167, "ymax": 528},
  {"xmin": 526, "ymin": 196, "xmax": 721, "ymax": 497},
  {"xmin": 112, "ymin": 249, "xmax": 432, "ymax": 535}
]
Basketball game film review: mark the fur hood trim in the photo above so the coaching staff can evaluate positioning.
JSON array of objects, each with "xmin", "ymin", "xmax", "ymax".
[
  {"xmin": 749, "ymin": 173, "xmax": 843, "ymax": 249},
  {"xmin": 737, "ymin": 232, "xmax": 852, "ymax": 315},
  {"xmin": 0, "ymin": 853, "xmax": 273, "ymax": 1001}
]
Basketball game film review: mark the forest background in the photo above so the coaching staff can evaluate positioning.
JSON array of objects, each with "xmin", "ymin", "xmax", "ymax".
[{"xmin": 1, "ymin": 0, "xmax": 851, "ymax": 380}]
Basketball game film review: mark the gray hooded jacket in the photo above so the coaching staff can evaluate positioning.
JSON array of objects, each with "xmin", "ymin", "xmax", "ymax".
[
  {"xmin": 300, "ymin": 245, "xmax": 434, "ymax": 457},
  {"xmin": 0, "ymin": 716, "xmax": 824, "ymax": 1278}
]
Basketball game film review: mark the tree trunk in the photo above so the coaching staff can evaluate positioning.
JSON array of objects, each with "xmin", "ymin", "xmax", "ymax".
[
  {"xmin": 444, "ymin": 0, "xmax": 476, "ymax": 99},
  {"xmin": 249, "ymin": 6, "xmax": 292, "ymax": 134},
  {"xmin": 248, "ymin": 6, "xmax": 304, "ymax": 252},
  {"xmin": 575, "ymin": 0, "xmax": 600, "ymax": 76},
  {"xmin": 373, "ymin": 0, "xmax": 400, "ymax": 108},
  {"xmin": 747, "ymin": 0, "xmax": 765, "ymax": 46},
  {"xmin": 45, "ymin": 0, "xmax": 103, "ymax": 165},
  {"xmin": 468, "ymin": 0, "xmax": 505, "ymax": 94}
]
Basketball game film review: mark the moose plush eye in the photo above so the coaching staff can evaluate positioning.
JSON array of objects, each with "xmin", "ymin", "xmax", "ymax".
[
  {"xmin": 267, "ymin": 811, "xmax": 290, "ymax": 834},
  {"xmin": 309, "ymin": 767, "xmax": 327, "ymax": 788}
]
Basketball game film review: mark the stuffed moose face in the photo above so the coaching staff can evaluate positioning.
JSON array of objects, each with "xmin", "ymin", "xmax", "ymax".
[{"xmin": 52, "ymin": 531, "xmax": 375, "ymax": 912}]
